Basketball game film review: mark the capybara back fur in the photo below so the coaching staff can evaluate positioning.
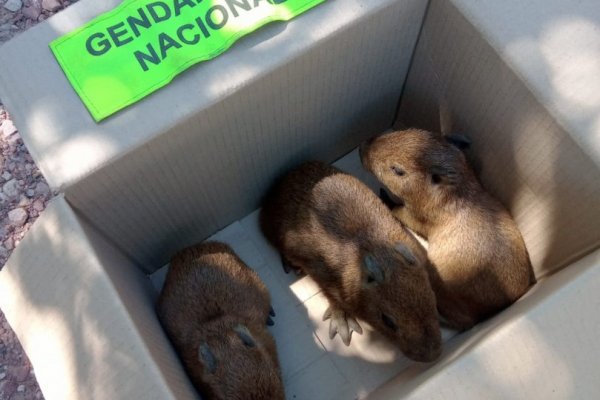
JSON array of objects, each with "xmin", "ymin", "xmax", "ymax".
[
  {"xmin": 261, "ymin": 161, "xmax": 441, "ymax": 362},
  {"xmin": 157, "ymin": 242, "xmax": 284, "ymax": 400},
  {"xmin": 360, "ymin": 128, "xmax": 536, "ymax": 329}
]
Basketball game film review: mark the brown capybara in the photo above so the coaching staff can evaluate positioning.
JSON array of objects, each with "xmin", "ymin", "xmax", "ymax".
[
  {"xmin": 260, "ymin": 161, "xmax": 442, "ymax": 362},
  {"xmin": 156, "ymin": 242, "xmax": 284, "ymax": 400},
  {"xmin": 360, "ymin": 128, "xmax": 536, "ymax": 330}
]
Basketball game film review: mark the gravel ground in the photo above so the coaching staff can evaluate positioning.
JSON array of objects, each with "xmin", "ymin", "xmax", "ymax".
[
  {"xmin": 1, "ymin": 1, "xmax": 78, "ymax": 399},
  {"xmin": 0, "ymin": 105, "xmax": 52, "ymax": 400},
  {"xmin": 1, "ymin": 0, "xmax": 78, "ymax": 43}
]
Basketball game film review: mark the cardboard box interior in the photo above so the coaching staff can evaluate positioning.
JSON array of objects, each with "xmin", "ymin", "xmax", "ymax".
[{"xmin": 1, "ymin": 0, "xmax": 599, "ymax": 399}]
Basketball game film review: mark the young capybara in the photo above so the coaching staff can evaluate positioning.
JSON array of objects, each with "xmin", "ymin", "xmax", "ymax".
[
  {"xmin": 156, "ymin": 241, "xmax": 285, "ymax": 400},
  {"xmin": 360, "ymin": 128, "xmax": 536, "ymax": 330},
  {"xmin": 260, "ymin": 161, "xmax": 442, "ymax": 362}
]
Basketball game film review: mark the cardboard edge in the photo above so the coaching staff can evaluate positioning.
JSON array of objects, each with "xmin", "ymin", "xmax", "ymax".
[{"xmin": 0, "ymin": 196, "xmax": 198, "ymax": 400}]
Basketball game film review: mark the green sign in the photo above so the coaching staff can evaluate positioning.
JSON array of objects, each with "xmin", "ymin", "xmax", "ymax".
[{"xmin": 50, "ymin": 0, "xmax": 325, "ymax": 121}]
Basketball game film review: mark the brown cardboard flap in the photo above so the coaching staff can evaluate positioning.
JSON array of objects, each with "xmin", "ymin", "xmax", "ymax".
[{"xmin": 0, "ymin": 197, "xmax": 198, "ymax": 400}]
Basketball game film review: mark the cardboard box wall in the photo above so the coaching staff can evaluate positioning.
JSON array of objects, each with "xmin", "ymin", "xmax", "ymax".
[
  {"xmin": 397, "ymin": 0, "xmax": 600, "ymax": 279},
  {"xmin": 1, "ymin": 0, "xmax": 600, "ymax": 399},
  {"xmin": 0, "ymin": 0, "xmax": 429, "ymax": 272}
]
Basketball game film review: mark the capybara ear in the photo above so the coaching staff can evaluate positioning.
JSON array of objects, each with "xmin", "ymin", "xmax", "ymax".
[
  {"xmin": 444, "ymin": 133, "xmax": 471, "ymax": 150},
  {"xmin": 198, "ymin": 343, "xmax": 217, "ymax": 374},
  {"xmin": 234, "ymin": 325, "xmax": 256, "ymax": 348},
  {"xmin": 363, "ymin": 254, "xmax": 385, "ymax": 284},
  {"xmin": 430, "ymin": 164, "xmax": 459, "ymax": 185},
  {"xmin": 394, "ymin": 243, "xmax": 417, "ymax": 266},
  {"xmin": 381, "ymin": 313, "xmax": 399, "ymax": 331}
]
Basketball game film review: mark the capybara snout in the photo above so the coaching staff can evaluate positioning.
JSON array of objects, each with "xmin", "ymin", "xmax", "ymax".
[
  {"xmin": 356, "ymin": 244, "xmax": 441, "ymax": 361},
  {"xmin": 360, "ymin": 129, "xmax": 470, "ymax": 217},
  {"xmin": 402, "ymin": 322, "xmax": 443, "ymax": 362}
]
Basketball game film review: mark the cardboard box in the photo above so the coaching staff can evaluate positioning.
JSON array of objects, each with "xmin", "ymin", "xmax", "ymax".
[{"xmin": 1, "ymin": 0, "xmax": 599, "ymax": 398}]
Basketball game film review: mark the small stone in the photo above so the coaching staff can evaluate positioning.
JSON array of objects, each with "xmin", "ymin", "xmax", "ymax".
[
  {"xmin": 0, "ymin": 119, "xmax": 17, "ymax": 137},
  {"xmin": 17, "ymin": 384, "xmax": 25, "ymax": 392},
  {"xmin": 34, "ymin": 181, "xmax": 50, "ymax": 196},
  {"xmin": 41, "ymin": 0, "xmax": 60, "ymax": 12},
  {"xmin": 4, "ymin": 237, "xmax": 14, "ymax": 251},
  {"xmin": 2, "ymin": 179, "xmax": 18, "ymax": 198},
  {"xmin": 32, "ymin": 198, "xmax": 44, "ymax": 212},
  {"xmin": 18, "ymin": 195, "xmax": 30, "ymax": 206},
  {"xmin": 25, "ymin": 189, "xmax": 34, "ymax": 197},
  {"xmin": 10, "ymin": 366, "xmax": 29, "ymax": 382},
  {"xmin": 0, "ymin": 12, "xmax": 13, "ymax": 24},
  {"xmin": 0, "ymin": 372, "xmax": 5, "ymax": 380},
  {"xmin": 0, "ymin": 379, "xmax": 17, "ymax": 397},
  {"xmin": 22, "ymin": 4, "xmax": 41, "ymax": 19},
  {"xmin": 0, "ymin": 32, "xmax": 12, "ymax": 42},
  {"xmin": 2, "ymin": 171, "xmax": 11, "ymax": 180},
  {"xmin": 2, "ymin": 0, "xmax": 22, "ymax": 12},
  {"xmin": 11, "ymin": 392, "xmax": 26, "ymax": 400},
  {"xmin": 8, "ymin": 207, "xmax": 28, "ymax": 226}
]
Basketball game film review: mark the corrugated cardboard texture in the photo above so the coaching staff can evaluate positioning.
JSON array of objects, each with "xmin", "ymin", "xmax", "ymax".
[
  {"xmin": 0, "ymin": 0, "xmax": 424, "ymax": 190},
  {"xmin": 450, "ymin": 0, "xmax": 600, "ymax": 168},
  {"xmin": 396, "ymin": 0, "xmax": 600, "ymax": 278},
  {"xmin": 369, "ymin": 248, "xmax": 600, "ymax": 399},
  {"xmin": 62, "ymin": 0, "xmax": 428, "ymax": 272},
  {"xmin": 0, "ymin": 197, "xmax": 198, "ymax": 400}
]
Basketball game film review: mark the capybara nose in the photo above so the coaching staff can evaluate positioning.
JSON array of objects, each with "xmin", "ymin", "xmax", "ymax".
[
  {"xmin": 406, "ymin": 339, "xmax": 442, "ymax": 363},
  {"xmin": 411, "ymin": 323, "xmax": 442, "ymax": 362}
]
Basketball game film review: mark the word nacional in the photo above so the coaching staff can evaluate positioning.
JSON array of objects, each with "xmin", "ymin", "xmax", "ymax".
[
  {"xmin": 85, "ymin": 0, "xmax": 289, "ymax": 71},
  {"xmin": 50, "ymin": 0, "xmax": 323, "ymax": 121}
]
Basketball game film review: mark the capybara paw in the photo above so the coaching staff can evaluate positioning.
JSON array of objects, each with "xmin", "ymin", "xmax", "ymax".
[
  {"xmin": 323, "ymin": 306, "xmax": 363, "ymax": 346},
  {"xmin": 281, "ymin": 255, "xmax": 304, "ymax": 276}
]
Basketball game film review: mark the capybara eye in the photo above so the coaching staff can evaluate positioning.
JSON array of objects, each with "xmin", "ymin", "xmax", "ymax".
[
  {"xmin": 381, "ymin": 313, "xmax": 398, "ymax": 331},
  {"xmin": 198, "ymin": 343, "xmax": 217, "ymax": 374},
  {"xmin": 363, "ymin": 254, "xmax": 384, "ymax": 284},
  {"xmin": 391, "ymin": 166, "xmax": 405, "ymax": 176},
  {"xmin": 234, "ymin": 325, "xmax": 256, "ymax": 348},
  {"xmin": 394, "ymin": 243, "xmax": 417, "ymax": 265},
  {"xmin": 431, "ymin": 174, "xmax": 442, "ymax": 184}
]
